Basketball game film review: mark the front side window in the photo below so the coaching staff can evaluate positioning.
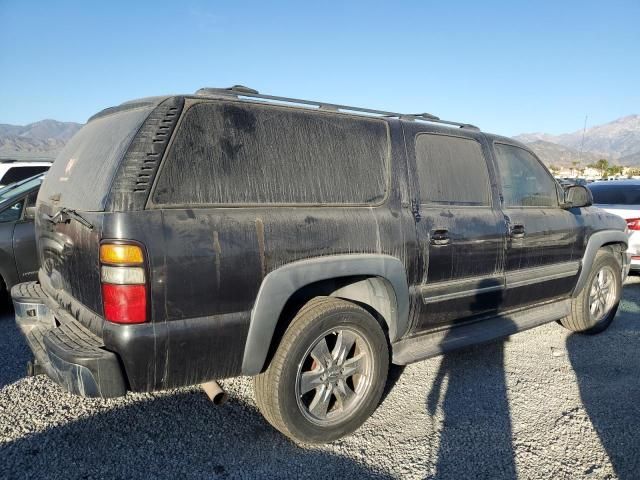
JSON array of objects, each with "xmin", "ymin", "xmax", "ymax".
[
  {"xmin": 415, "ymin": 134, "xmax": 491, "ymax": 206},
  {"xmin": 494, "ymin": 144, "xmax": 558, "ymax": 207},
  {"xmin": 0, "ymin": 200, "xmax": 24, "ymax": 223},
  {"xmin": 152, "ymin": 101, "xmax": 389, "ymax": 206}
]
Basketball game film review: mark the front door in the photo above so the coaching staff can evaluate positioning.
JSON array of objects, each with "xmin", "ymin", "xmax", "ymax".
[
  {"xmin": 491, "ymin": 142, "xmax": 583, "ymax": 310},
  {"xmin": 13, "ymin": 191, "xmax": 39, "ymax": 282},
  {"xmin": 404, "ymin": 127, "xmax": 507, "ymax": 331}
]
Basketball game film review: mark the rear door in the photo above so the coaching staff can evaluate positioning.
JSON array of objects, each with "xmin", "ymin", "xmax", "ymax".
[
  {"xmin": 404, "ymin": 127, "xmax": 507, "ymax": 330},
  {"xmin": 491, "ymin": 142, "xmax": 583, "ymax": 310}
]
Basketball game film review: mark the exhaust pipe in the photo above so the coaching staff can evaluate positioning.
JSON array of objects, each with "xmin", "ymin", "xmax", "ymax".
[{"xmin": 201, "ymin": 380, "xmax": 229, "ymax": 405}]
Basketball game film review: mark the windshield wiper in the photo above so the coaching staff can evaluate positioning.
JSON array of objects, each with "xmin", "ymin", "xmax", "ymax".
[{"xmin": 46, "ymin": 208, "xmax": 94, "ymax": 230}]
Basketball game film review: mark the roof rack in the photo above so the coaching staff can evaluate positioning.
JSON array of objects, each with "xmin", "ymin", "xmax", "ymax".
[{"xmin": 194, "ymin": 86, "xmax": 480, "ymax": 131}]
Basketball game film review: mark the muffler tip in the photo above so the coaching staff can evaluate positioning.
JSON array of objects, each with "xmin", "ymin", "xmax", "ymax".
[{"xmin": 201, "ymin": 380, "xmax": 229, "ymax": 406}]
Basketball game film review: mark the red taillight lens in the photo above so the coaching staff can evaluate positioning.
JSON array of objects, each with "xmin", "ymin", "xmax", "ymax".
[
  {"xmin": 626, "ymin": 218, "xmax": 640, "ymax": 231},
  {"xmin": 102, "ymin": 284, "xmax": 147, "ymax": 324}
]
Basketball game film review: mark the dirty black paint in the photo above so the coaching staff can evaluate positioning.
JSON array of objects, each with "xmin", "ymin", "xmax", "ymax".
[{"xmin": 29, "ymin": 93, "xmax": 627, "ymax": 396}]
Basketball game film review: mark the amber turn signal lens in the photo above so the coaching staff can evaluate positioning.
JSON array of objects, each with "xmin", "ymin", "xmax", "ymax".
[{"xmin": 100, "ymin": 244, "xmax": 144, "ymax": 264}]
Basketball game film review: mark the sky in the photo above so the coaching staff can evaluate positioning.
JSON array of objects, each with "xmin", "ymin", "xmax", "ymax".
[{"xmin": 0, "ymin": 0, "xmax": 638, "ymax": 136}]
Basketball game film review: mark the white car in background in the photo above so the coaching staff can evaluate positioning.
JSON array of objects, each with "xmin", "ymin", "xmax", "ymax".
[
  {"xmin": 0, "ymin": 161, "xmax": 51, "ymax": 187},
  {"xmin": 589, "ymin": 180, "xmax": 640, "ymax": 271}
]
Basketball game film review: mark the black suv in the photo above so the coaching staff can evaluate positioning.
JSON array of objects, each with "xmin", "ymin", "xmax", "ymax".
[{"xmin": 13, "ymin": 87, "xmax": 630, "ymax": 443}]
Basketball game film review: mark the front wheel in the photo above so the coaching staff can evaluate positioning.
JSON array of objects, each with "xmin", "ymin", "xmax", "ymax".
[
  {"xmin": 253, "ymin": 297, "xmax": 389, "ymax": 444},
  {"xmin": 560, "ymin": 249, "xmax": 622, "ymax": 334}
]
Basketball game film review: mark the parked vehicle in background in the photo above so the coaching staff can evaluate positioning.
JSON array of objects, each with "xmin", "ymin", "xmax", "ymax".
[
  {"xmin": 589, "ymin": 179, "xmax": 640, "ymax": 271},
  {"xmin": 12, "ymin": 87, "xmax": 629, "ymax": 444},
  {"xmin": 0, "ymin": 161, "xmax": 50, "ymax": 187},
  {"xmin": 0, "ymin": 174, "xmax": 44, "ymax": 298}
]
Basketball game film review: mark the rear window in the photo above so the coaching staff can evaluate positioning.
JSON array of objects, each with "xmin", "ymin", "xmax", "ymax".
[
  {"xmin": 39, "ymin": 106, "xmax": 153, "ymax": 211},
  {"xmin": 415, "ymin": 134, "xmax": 491, "ymax": 206},
  {"xmin": 589, "ymin": 184, "xmax": 640, "ymax": 205},
  {"xmin": 0, "ymin": 166, "xmax": 49, "ymax": 185},
  {"xmin": 152, "ymin": 101, "xmax": 389, "ymax": 206}
]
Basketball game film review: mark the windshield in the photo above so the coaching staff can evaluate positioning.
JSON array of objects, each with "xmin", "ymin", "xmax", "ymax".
[
  {"xmin": 38, "ymin": 105, "xmax": 153, "ymax": 211},
  {"xmin": 589, "ymin": 184, "xmax": 640, "ymax": 205},
  {"xmin": 0, "ymin": 175, "xmax": 43, "ymax": 202}
]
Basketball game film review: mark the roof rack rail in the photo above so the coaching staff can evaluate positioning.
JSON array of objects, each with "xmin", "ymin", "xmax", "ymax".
[{"xmin": 194, "ymin": 86, "xmax": 480, "ymax": 131}]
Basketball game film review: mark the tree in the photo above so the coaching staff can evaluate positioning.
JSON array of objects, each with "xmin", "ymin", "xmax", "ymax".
[
  {"xmin": 549, "ymin": 164, "xmax": 560, "ymax": 174},
  {"xmin": 588, "ymin": 159, "xmax": 609, "ymax": 177},
  {"xmin": 607, "ymin": 165, "xmax": 624, "ymax": 178}
]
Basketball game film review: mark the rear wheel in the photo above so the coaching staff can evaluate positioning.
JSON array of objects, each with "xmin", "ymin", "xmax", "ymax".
[
  {"xmin": 254, "ymin": 296, "xmax": 389, "ymax": 443},
  {"xmin": 560, "ymin": 250, "xmax": 622, "ymax": 334}
]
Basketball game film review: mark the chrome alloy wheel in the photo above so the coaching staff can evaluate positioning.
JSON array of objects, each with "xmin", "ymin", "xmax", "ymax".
[
  {"xmin": 589, "ymin": 265, "xmax": 618, "ymax": 324},
  {"xmin": 295, "ymin": 327, "xmax": 373, "ymax": 426}
]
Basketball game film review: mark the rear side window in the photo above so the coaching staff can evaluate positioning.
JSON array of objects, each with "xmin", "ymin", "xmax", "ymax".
[
  {"xmin": 589, "ymin": 184, "xmax": 640, "ymax": 205},
  {"xmin": 39, "ymin": 106, "xmax": 154, "ymax": 211},
  {"xmin": 0, "ymin": 166, "xmax": 48, "ymax": 185},
  {"xmin": 414, "ymin": 134, "xmax": 491, "ymax": 206},
  {"xmin": 152, "ymin": 102, "xmax": 389, "ymax": 206},
  {"xmin": 494, "ymin": 144, "xmax": 558, "ymax": 207}
]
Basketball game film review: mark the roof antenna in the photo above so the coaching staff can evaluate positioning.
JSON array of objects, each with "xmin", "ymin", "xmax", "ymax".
[{"xmin": 578, "ymin": 114, "xmax": 588, "ymax": 164}]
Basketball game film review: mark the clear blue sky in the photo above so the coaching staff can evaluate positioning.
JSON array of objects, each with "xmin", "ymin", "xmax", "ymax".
[{"xmin": 1, "ymin": 0, "xmax": 638, "ymax": 136}]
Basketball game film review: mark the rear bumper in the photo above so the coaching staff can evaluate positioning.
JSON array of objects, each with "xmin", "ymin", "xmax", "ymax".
[{"xmin": 12, "ymin": 282, "xmax": 126, "ymax": 398}]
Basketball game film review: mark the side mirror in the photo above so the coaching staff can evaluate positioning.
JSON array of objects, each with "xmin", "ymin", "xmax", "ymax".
[
  {"xmin": 564, "ymin": 185, "xmax": 593, "ymax": 209},
  {"xmin": 24, "ymin": 206, "xmax": 36, "ymax": 220}
]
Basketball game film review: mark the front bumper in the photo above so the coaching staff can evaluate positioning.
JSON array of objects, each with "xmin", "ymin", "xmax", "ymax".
[{"xmin": 12, "ymin": 282, "xmax": 126, "ymax": 398}]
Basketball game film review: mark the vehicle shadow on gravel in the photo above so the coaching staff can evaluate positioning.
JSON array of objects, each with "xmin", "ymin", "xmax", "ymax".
[
  {"xmin": 0, "ymin": 304, "xmax": 31, "ymax": 389},
  {"xmin": 424, "ymin": 280, "xmax": 517, "ymax": 479},
  {"xmin": 0, "ymin": 390, "xmax": 393, "ymax": 480},
  {"xmin": 566, "ymin": 281, "xmax": 640, "ymax": 478}
]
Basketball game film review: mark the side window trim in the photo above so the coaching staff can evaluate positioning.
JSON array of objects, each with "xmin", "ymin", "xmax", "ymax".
[
  {"xmin": 492, "ymin": 141, "xmax": 561, "ymax": 209},
  {"xmin": 414, "ymin": 132, "xmax": 493, "ymax": 207}
]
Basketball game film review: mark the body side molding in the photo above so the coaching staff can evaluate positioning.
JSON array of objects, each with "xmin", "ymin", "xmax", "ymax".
[
  {"xmin": 572, "ymin": 230, "xmax": 629, "ymax": 297},
  {"xmin": 241, "ymin": 254, "xmax": 410, "ymax": 376}
]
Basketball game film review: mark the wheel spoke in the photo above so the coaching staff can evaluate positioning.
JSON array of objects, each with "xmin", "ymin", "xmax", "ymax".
[
  {"xmin": 308, "ymin": 385, "xmax": 332, "ymax": 418},
  {"xmin": 310, "ymin": 338, "xmax": 332, "ymax": 369},
  {"xmin": 334, "ymin": 378, "xmax": 356, "ymax": 410},
  {"xmin": 332, "ymin": 330, "xmax": 357, "ymax": 365},
  {"xmin": 342, "ymin": 352, "xmax": 366, "ymax": 377},
  {"xmin": 300, "ymin": 369, "xmax": 325, "ymax": 395}
]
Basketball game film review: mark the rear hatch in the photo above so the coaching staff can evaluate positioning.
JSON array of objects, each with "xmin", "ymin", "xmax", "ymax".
[{"xmin": 36, "ymin": 105, "xmax": 155, "ymax": 316}]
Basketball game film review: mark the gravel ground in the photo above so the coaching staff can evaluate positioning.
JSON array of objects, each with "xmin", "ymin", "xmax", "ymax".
[{"xmin": 1, "ymin": 278, "xmax": 639, "ymax": 480}]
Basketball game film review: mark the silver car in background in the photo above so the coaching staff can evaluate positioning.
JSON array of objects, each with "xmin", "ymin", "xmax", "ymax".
[{"xmin": 589, "ymin": 180, "xmax": 640, "ymax": 271}]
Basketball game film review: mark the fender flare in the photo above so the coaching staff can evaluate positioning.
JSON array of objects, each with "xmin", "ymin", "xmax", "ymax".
[
  {"xmin": 572, "ymin": 230, "xmax": 628, "ymax": 297},
  {"xmin": 241, "ymin": 254, "xmax": 409, "ymax": 376}
]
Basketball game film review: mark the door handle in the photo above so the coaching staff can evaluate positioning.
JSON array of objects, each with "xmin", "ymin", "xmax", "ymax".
[
  {"xmin": 510, "ymin": 224, "xmax": 525, "ymax": 238},
  {"xmin": 430, "ymin": 229, "xmax": 450, "ymax": 246}
]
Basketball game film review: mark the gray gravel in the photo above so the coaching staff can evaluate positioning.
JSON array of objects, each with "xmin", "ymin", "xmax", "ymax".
[{"xmin": 1, "ymin": 278, "xmax": 640, "ymax": 479}]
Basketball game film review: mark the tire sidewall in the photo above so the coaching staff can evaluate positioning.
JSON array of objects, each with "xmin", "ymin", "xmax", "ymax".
[{"xmin": 277, "ymin": 306, "xmax": 389, "ymax": 443}]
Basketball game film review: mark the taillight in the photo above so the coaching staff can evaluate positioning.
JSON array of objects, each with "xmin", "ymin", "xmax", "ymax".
[
  {"xmin": 626, "ymin": 218, "xmax": 640, "ymax": 231},
  {"xmin": 100, "ymin": 243, "xmax": 147, "ymax": 324}
]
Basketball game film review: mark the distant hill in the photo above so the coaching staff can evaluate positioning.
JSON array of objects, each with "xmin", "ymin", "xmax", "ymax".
[
  {"xmin": 523, "ymin": 140, "xmax": 601, "ymax": 168},
  {"xmin": 0, "ymin": 119, "xmax": 82, "ymax": 160},
  {"xmin": 514, "ymin": 114, "xmax": 640, "ymax": 166}
]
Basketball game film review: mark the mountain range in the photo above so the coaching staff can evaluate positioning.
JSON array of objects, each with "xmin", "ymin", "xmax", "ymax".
[
  {"xmin": 1, "ymin": 115, "xmax": 639, "ymax": 168},
  {"xmin": 0, "ymin": 120, "xmax": 82, "ymax": 160},
  {"xmin": 514, "ymin": 114, "xmax": 640, "ymax": 168}
]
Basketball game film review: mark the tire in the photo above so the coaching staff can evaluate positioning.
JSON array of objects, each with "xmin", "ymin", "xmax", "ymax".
[
  {"xmin": 254, "ymin": 296, "xmax": 389, "ymax": 444},
  {"xmin": 560, "ymin": 249, "xmax": 622, "ymax": 334}
]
